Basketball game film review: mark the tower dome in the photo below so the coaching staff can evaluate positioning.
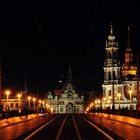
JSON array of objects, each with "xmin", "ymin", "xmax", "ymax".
[
  {"xmin": 108, "ymin": 23, "xmax": 115, "ymax": 41},
  {"xmin": 121, "ymin": 26, "xmax": 137, "ymax": 79}
]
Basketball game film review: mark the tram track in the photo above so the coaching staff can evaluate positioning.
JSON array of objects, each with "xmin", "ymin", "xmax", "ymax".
[
  {"xmin": 21, "ymin": 114, "xmax": 122, "ymax": 140},
  {"xmin": 55, "ymin": 114, "xmax": 67, "ymax": 140},
  {"xmin": 23, "ymin": 115, "xmax": 60, "ymax": 140},
  {"xmin": 72, "ymin": 115, "xmax": 82, "ymax": 140}
]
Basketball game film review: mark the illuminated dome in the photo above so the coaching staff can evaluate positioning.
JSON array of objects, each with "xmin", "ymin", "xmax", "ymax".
[
  {"xmin": 108, "ymin": 23, "xmax": 115, "ymax": 41},
  {"xmin": 108, "ymin": 34, "xmax": 115, "ymax": 41},
  {"xmin": 121, "ymin": 63, "xmax": 137, "ymax": 78}
]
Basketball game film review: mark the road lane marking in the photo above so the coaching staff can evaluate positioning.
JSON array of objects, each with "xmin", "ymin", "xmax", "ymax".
[
  {"xmin": 72, "ymin": 116, "xmax": 82, "ymax": 140},
  {"xmin": 81, "ymin": 116, "xmax": 114, "ymax": 140},
  {"xmin": 24, "ymin": 116, "xmax": 59, "ymax": 140},
  {"xmin": 55, "ymin": 114, "xmax": 67, "ymax": 140}
]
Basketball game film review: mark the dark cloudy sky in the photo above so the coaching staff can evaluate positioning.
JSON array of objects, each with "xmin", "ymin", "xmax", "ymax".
[{"xmin": 0, "ymin": 0, "xmax": 140, "ymax": 94}]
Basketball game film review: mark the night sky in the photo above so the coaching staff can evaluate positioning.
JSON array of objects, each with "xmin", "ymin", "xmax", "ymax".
[{"xmin": 0, "ymin": 0, "xmax": 140, "ymax": 94}]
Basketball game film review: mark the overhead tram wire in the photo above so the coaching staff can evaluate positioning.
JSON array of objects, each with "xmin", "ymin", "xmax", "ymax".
[
  {"xmin": 26, "ymin": 0, "xmax": 62, "ymax": 80},
  {"xmin": 80, "ymin": 0, "xmax": 99, "ymax": 78}
]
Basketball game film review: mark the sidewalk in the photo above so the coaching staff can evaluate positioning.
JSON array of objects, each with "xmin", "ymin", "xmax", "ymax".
[
  {"xmin": 0, "ymin": 113, "xmax": 47, "ymax": 129},
  {"xmin": 92, "ymin": 112, "xmax": 140, "ymax": 128},
  {"xmin": 88, "ymin": 113, "xmax": 140, "ymax": 140}
]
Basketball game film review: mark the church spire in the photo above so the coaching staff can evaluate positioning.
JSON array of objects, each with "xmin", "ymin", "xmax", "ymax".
[
  {"xmin": 121, "ymin": 25, "xmax": 137, "ymax": 78},
  {"xmin": 128, "ymin": 25, "xmax": 130, "ymax": 47},
  {"xmin": 66, "ymin": 66, "xmax": 73, "ymax": 83},
  {"xmin": 110, "ymin": 22, "xmax": 113, "ymax": 34},
  {"xmin": 125, "ymin": 25, "xmax": 133, "ymax": 63}
]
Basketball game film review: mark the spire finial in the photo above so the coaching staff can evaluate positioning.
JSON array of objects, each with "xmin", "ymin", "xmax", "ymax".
[
  {"xmin": 128, "ymin": 25, "xmax": 130, "ymax": 47},
  {"xmin": 107, "ymin": 22, "xmax": 115, "ymax": 41},
  {"xmin": 67, "ymin": 66, "xmax": 73, "ymax": 83},
  {"xmin": 110, "ymin": 22, "xmax": 113, "ymax": 34}
]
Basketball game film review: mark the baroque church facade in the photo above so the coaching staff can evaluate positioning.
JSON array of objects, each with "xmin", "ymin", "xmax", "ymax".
[
  {"xmin": 46, "ymin": 67, "xmax": 84, "ymax": 114},
  {"xmin": 102, "ymin": 23, "xmax": 138, "ymax": 110}
]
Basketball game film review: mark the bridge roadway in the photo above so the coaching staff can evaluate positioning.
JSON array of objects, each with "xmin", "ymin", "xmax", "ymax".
[{"xmin": 15, "ymin": 114, "xmax": 123, "ymax": 140}]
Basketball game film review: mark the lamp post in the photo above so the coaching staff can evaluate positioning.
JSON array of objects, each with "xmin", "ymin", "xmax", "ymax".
[
  {"xmin": 91, "ymin": 102, "xmax": 94, "ymax": 108},
  {"xmin": 103, "ymin": 97, "xmax": 106, "ymax": 109},
  {"xmin": 89, "ymin": 102, "xmax": 94, "ymax": 112},
  {"xmin": 98, "ymin": 99, "xmax": 100, "ymax": 110},
  {"xmin": 94, "ymin": 100, "xmax": 97, "ymax": 110},
  {"xmin": 112, "ymin": 80, "xmax": 115, "ymax": 111},
  {"xmin": 39, "ymin": 100, "xmax": 42, "ymax": 110},
  {"xmin": 5, "ymin": 90, "xmax": 11, "ymax": 110},
  {"xmin": 42, "ymin": 101, "xmax": 45, "ymax": 109},
  {"xmin": 33, "ymin": 98, "xmax": 36, "ymax": 109},
  {"xmin": 27, "ymin": 96, "xmax": 31, "ymax": 109},
  {"xmin": 117, "ymin": 93, "xmax": 121, "ymax": 109},
  {"xmin": 17, "ymin": 93, "xmax": 22, "ymax": 113},
  {"xmin": 129, "ymin": 89, "xmax": 132, "ymax": 110},
  {"xmin": 108, "ymin": 96, "xmax": 112, "ymax": 108}
]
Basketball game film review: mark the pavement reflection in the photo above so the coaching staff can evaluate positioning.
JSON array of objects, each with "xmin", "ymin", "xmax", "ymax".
[{"xmin": 88, "ymin": 113, "xmax": 140, "ymax": 140}]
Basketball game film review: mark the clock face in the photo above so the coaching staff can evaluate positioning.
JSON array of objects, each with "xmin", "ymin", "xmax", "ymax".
[{"xmin": 67, "ymin": 91, "xmax": 72, "ymax": 97}]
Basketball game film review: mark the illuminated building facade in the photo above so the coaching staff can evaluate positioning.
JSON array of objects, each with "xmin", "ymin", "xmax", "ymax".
[
  {"xmin": 102, "ymin": 23, "xmax": 137, "ymax": 109},
  {"xmin": 46, "ymin": 67, "xmax": 84, "ymax": 114},
  {"xmin": 1, "ymin": 91, "xmax": 27, "ymax": 111}
]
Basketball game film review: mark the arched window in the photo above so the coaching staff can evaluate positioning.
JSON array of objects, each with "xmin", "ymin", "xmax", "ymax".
[
  {"xmin": 108, "ymin": 90, "xmax": 111, "ymax": 96},
  {"xmin": 108, "ymin": 71, "xmax": 111, "ymax": 80},
  {"xmin": 125, "ymin": 66, "xmax": 128, "ymax": 70},
  {"xmin": 16, "ymin": 103, "xmax": 18, "ymax": 107},
  {"xmin": 130, "ymin": 66, "xmax": 134, "ymax": 70},
  {"xmin": 10, "ymin": 103, "xmax": 13, "ymax": 107},
  {"xmin": 113, "ymin": 71, "xmax": 116, "ymax": 80},
  {"xmin": 109, "ymin": 51, "xmax": 111, "ymax": 58}
]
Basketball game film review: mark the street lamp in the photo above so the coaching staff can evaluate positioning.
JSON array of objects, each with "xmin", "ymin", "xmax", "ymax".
[
  {"xmin": 42, "ymin": 101, "xmax": 45, "ymax": 108},
  {"xmin": 108, "ymin": 96, "xmax": 112, "ymax": 108},
  {"xmin": 103, "ymin": 97, "xmax": 106, "ymax": 109},
  {"xmin": 91, "ymin": 102, "xmax": 94, "ymax": 108},
  {"xmin": 94, "ymin": 100, "xmax": 97, "ymax": 109},
  {"xmin": 129, "ymin": 89, "xmax": 132, "ymax": 110},
  {"xmin": 86, "ymin": 107, "xmax": 89, "ymax": 113},
  {"xmin": 17, "ymin": 93, "xmax": 22, "ymax": 113},
  {"xmin": 98, "ymin": 99, "xmax": 100, "ymax": 109},
  {"xmin": 89, "ymin": 102, "xmax": 93, "ymax": 112},
  {"xmin": 27, "ymin": 96, "xmax": 31, "ymax": 109},
  {"xmin": 5, "ymin": 90, "xmax": 11, "ymax": 110},
  {"xmin": 38, "ymin": 100, "xmax": 42, "ymax": 109},
  {"xmin": 117, "ymin": 93, "xmax": 121, "ymax": 109},
  {"xmin": 33, "ymin": 97, "xmax": 36, "ymax": 109}
]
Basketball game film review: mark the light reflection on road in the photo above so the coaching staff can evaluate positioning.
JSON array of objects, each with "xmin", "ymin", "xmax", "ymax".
[
  {"xmin": 0, "ymin": 117, "xmax": 48, "ymax": 140},
  {"xmin": 89, "ymin": 114, "xmax": 140, "ymax": 140}
]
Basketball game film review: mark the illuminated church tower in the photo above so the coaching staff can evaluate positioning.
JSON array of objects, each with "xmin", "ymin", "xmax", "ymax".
[
  {"xmin": 102, "ymin": 23, "xmax": 125, "ymax": 109},
  {"xmin": 121, "ymin": 26, "xmax": 137, "ymax": 101}
]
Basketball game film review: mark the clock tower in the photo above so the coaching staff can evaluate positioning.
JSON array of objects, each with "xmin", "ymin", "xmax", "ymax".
[{"xmin": 102, "ymin": 23, "xmax": 125, "ymax": 109}]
